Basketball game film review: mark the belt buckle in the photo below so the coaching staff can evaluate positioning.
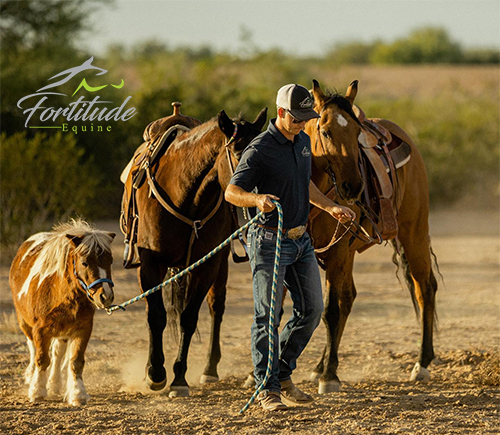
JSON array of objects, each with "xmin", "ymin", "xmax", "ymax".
[{"xmin": 287, "ymin": 225, "xmax": 306, "ymax": 240}]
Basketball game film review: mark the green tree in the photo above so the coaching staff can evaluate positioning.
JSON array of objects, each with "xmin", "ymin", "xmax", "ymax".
[
  {"xmin": 326, "ymin": 41, "xmax": 381, "ymax": 64},
  {"xmin": 371, "ymin": 27, "xmax": 464, "ymax": 64},
  {"xmin": 1, "ymin": 132, "xmax": 99, "ymax": 250}
]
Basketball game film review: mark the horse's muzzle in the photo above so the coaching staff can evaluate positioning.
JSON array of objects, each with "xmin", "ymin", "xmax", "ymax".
[{"xmin": 340, "ymin": 180, "xmax": 364, "ymax": 202}]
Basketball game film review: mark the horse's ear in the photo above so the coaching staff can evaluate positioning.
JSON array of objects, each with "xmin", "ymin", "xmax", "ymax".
[
  {"xmin": 345, "ymin": 80, "xmax": 359, "ymax": 105},
  {"xmin": 217, "ymin": 110, "xmax": 234, "ymax": 137},
  {"xmin": 312, "ymin": 79, "xmax": 326, "ymax": 104},
  {"xmin": 107, "ymin": 232, "xmax": 116, "ymax": 241},
  {"xmin": 66, "ymin": 234, "xmax": 84, "ymax": 247},
  {"xmin": 252, "ymin": 107, "xmax": 268, "ymax": 131}
]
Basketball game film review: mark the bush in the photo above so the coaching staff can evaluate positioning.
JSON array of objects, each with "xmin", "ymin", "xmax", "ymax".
[
  {"xmin": 1, "ymin": 131, "xmax": 99, "ymax": 250},
  {"xmin": 360, "ymin": 95, "xmax": 500, "ymax": 206}
]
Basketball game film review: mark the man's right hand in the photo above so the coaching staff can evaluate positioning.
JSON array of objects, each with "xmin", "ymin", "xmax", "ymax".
[
  {"xmin": 225, "ymin": 184, "xmax": 280, "ymax": 212},
  {"xmin": 256, "ymin": 194, "xmax": 280, "ymax": 213}
]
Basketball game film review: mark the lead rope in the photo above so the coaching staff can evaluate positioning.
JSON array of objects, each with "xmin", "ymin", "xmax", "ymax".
[
  {"xmin": 105, "ymin": 201, "xmax": 283, "ymax": 415},
  {"xmin": 239, "ymin": 201, "xmax": 282, "ymax": 414}
]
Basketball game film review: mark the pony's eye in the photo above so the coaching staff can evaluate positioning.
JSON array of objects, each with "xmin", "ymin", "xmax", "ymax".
[
  {"xmin": 322, "ymin": 130, "xmax": 330, "ymax": 138},
  {"xmin": 82, "ymin": 262, "xmax": 89, "ymax": 267}
]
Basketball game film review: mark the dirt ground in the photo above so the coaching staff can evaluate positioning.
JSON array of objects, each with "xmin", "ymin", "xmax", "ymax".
[{"xmin": 1, "ymin": 210, "xmax": 499, "ymax": 435}]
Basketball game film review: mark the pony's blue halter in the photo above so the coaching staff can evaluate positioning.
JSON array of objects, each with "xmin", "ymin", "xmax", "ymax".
[{"xmin": 73, "ymin": 259, "xmax": 114, "ymax": 306}]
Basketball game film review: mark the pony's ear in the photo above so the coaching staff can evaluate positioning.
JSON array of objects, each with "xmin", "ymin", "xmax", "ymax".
[
  {"xmin": 66, "ymin": 234, "xmax": 84, "ymax": 247},
  {"xmin": 217, "ymin": 110, "xmax": 234, "ymax": 138},
  {"xmin": 107, "ymin": 232, "xmax": 116, "ymax": 241},
  {"xmin": 345, "ymin": 80, "xmax": 359, "ymax": 106},
  {"xmin": 251, "ymin": 107, "xmax": 268, "ymax": 132},
  {"xmin": 312, "ymin": 79, "xmax": 326, "ymax": 104}
]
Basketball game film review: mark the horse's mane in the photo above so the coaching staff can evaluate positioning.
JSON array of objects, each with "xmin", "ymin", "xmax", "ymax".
[
  {"xmin": 321, "ymin": 90, "xmax": 362, "ymax": 126},
  {"xmin": 26, "ymin": 218, "xmax": 113, "ymax": 280}
]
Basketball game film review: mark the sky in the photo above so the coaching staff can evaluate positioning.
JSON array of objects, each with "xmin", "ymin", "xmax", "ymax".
[{"xmin": 85, "ymin": 0, "xmax": 500, "ymax": 56}]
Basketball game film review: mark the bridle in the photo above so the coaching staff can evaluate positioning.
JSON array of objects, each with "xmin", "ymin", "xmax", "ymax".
[
  {"xmin": 225, "ymin": 123, "xmax": 239, "ymax": 175},
  {"xmin": 224, "ymin": 123, "xmax": 252, "ymax": 263},
  {"xmin": 313, "ymin": 102, "xmax": 382, "ymax": 246},
  {"xmin": 73, "ymin": 258, "xmax": 114, "ymax": 307}
]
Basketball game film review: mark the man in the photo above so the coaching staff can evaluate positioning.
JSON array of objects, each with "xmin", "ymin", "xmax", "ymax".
[{"xmin": 225, "ymin": 84, "xmax": 356, "ymax": 411}]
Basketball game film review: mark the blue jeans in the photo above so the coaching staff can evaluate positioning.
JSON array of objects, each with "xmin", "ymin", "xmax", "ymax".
[{"xmin": 248, "ymin": 224, "xmax": 324, "ymax": 392}]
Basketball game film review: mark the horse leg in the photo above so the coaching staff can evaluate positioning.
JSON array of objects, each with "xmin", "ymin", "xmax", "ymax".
[
  {"xmin": 200, "ymin": 256, "xmax": 228, "ymax": 384},
  {"xmin": 17, "ymin": 320, "xmax": 35, "ymax": 385},
  {"xmin": 47, "ymin": 338, "xmax": 68, "ymax": 396},
  {"xmin": 29, "ymin": 325, "xmax": 52, "ymax": 402},
  {"xmin": 139, "ymin": 253, "xmax": 169, "ymax": 391},
  {"xmin": 309, "ymin": 346, "xmax": 326, "ymax": 383},
  {"xmin": 397, "ymin": 227, "xmax": 437, "ymax": 382},
  {"xmin": 169, "ymin": 263, "xmax": 217, "ymax": 397},
  {"xmin": 317, "ymin": 250, "xmax": 356, "ymax": 394},
  {"xmin": 66, "ymin": 328, "xmax": 92, "ymax": 406}
]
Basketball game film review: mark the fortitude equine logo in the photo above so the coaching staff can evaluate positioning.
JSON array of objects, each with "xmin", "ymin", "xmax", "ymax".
[{"xmin": 16, "ymin": 56, "xmax": 137, "ymax": 133}]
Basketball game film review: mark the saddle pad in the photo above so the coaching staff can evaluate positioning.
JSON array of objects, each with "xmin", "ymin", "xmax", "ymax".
[{"xmin": 380, "ymin": 141, "xmax": 412, "ymax": 172}]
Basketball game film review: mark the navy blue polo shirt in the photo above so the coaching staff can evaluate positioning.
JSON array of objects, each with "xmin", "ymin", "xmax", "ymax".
[{"xmin": 229, "ymin": 118, "xmax": 311, "ymax": 228}]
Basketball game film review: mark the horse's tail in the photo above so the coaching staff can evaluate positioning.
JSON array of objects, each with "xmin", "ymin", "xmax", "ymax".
[
  {"xmin": 391, "ymin": 239, "xmax": 442, "ymax": 328},
  {"xmin": 164, "ymin": 268, "xmax": 190, "ymax": 343},
  {"xmin": 391, "ymin": 240, "xmax": 419, "ymax": 317}
]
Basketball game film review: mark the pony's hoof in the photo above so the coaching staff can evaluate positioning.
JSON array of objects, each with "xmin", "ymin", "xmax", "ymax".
[
  {"xmin": 200, "ymin": 374, "xmax": 219, "ymax": 384},
  {"xmin": 29, "ymin": 394, "xmax": 46, "ymax": 403},
  {"xmin": 29, "ymin": 387, "xmax": 47, "ymax": 402},
  {"xmin": 47, "ymin": 382, "xmax": 62, "ymax": 397},
  {"xmin": 318, "ymin": 380, "xmax": 341, "ymax": 394},
  {"xmin": 69, "ymin": 397, "xmax": 89, "ymax": 407},
  {"xmin": 410, "ymin": 363, "xmax": 431, "ymax": 382},
  {"xmin": 145, "ymin": 375, "xmax": 167, "ymax": 391},
  {"xmin": 242, "ymin": 374, "xmax": 254, "ymax": 388},
  {"xmin": 309, "ymin": 371, "xmax": 321, "ymax": 384},
  {"xmin": 168, "ymin": 386, "xmax": 190, "ymax": 397}
]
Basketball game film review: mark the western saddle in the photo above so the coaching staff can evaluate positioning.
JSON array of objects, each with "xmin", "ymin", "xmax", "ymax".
[{"xmin": 119, "ymin": 102, "xmax": 202, "ymax": 268}]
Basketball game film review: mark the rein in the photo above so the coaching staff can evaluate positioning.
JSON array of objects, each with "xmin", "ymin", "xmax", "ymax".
[
  {"xmin": 104, "ymin": 200, "xmax": 285, "ymax": 416},
  {"xmin": 73, "ymin": 259, "xmax": 114, "ymax": 308}
]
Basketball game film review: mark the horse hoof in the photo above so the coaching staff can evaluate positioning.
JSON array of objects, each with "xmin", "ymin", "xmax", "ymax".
[
  {"xmin": 410, "ymin": 363, "xmax": 431, "ymax": 382},
  {"xmin": 200, "ymin": 374, "xmax": 219, "ymax": 384},
  {"xmin": 318, "ymin": 380, "xmax": 341, "ymax": 394},
  {"xmin": 242, "ymin": 374, "xmax": 254, "ymax": 388},
  {"xmin": 145, "ymin": 376, "xmax": 167, "ymax": 391},
  {"xmin": 168, "ymin": 386, "xmax": 190, "ymax": 398},
  {"xmin": 309, "ymin": 371, "xmax": 321, "ymax": 384}
]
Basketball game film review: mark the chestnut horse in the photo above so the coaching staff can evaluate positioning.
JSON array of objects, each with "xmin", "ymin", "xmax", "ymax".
[
  {"xmin": 9, "ymin": 219, "xmax": 115, "ymax": 405},
  {"xmin": 305, "ymin": 80, "xmax": 438, "ymax": 393},
  {"xmin": 135, "ymin": 108, "xmax": 267, "ymax": 396}
]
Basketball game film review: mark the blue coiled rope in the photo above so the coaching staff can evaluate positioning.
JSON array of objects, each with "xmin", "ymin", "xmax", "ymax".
[
  {"xmin": 239, "ymin": 201, "xmax": 283, "ymax": 414},
  {"xmin": 105, "ymin": 201, "xmax": 283, "ymax": 415}
]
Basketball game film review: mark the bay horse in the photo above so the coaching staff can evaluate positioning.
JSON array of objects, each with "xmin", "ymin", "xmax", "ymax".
[
  {"xmin": 135, "ymin": 108, "xmax": 267, "ymax": 396},
  {"xmin": 9, "ymin": 219, "xmax": 115, "ymax": 405},
  {"xmin": 305, "ymin": 80, "xmax": 438, "ymax": 393}
]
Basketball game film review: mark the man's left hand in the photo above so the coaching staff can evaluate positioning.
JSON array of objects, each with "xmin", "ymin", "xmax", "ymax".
[{"xmin": 328, "ymin": 205, "xmax": 356, "ymax": 224}]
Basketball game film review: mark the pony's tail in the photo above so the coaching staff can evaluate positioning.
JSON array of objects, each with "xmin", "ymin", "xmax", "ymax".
[{"xmin": 164, "ymin": 268, "xmax": 190, "ymax": 343}]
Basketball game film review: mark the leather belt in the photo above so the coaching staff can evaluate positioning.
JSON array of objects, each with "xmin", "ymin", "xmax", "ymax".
[{"xmin": 256, "ymin": 224, "xmax": 307, "ymax": 240}]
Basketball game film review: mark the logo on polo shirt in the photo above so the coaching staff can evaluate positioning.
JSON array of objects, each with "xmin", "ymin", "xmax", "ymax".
[{"xmin": 301, "ymin": 146, "xmax": 311, "ymax": 157}]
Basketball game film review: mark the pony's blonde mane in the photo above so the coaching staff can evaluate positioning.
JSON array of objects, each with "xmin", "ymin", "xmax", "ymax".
[{"xmin": 28, "ymin": 219, "xmax": 113, "ymax": 280}]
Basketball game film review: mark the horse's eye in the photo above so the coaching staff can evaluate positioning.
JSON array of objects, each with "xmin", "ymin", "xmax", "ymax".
[
  {"xmin": 82, "ymin": 262, "xmax": 89, "ymax": 267},
  {"xmin": 322, "ymin": 130, "xmax": 329, "ymax": 138}
]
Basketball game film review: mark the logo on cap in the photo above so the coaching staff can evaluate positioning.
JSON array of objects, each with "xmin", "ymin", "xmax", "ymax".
[{"xmin": 299, "ymin": 97, "xmax": 313, "ymax": 109}]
